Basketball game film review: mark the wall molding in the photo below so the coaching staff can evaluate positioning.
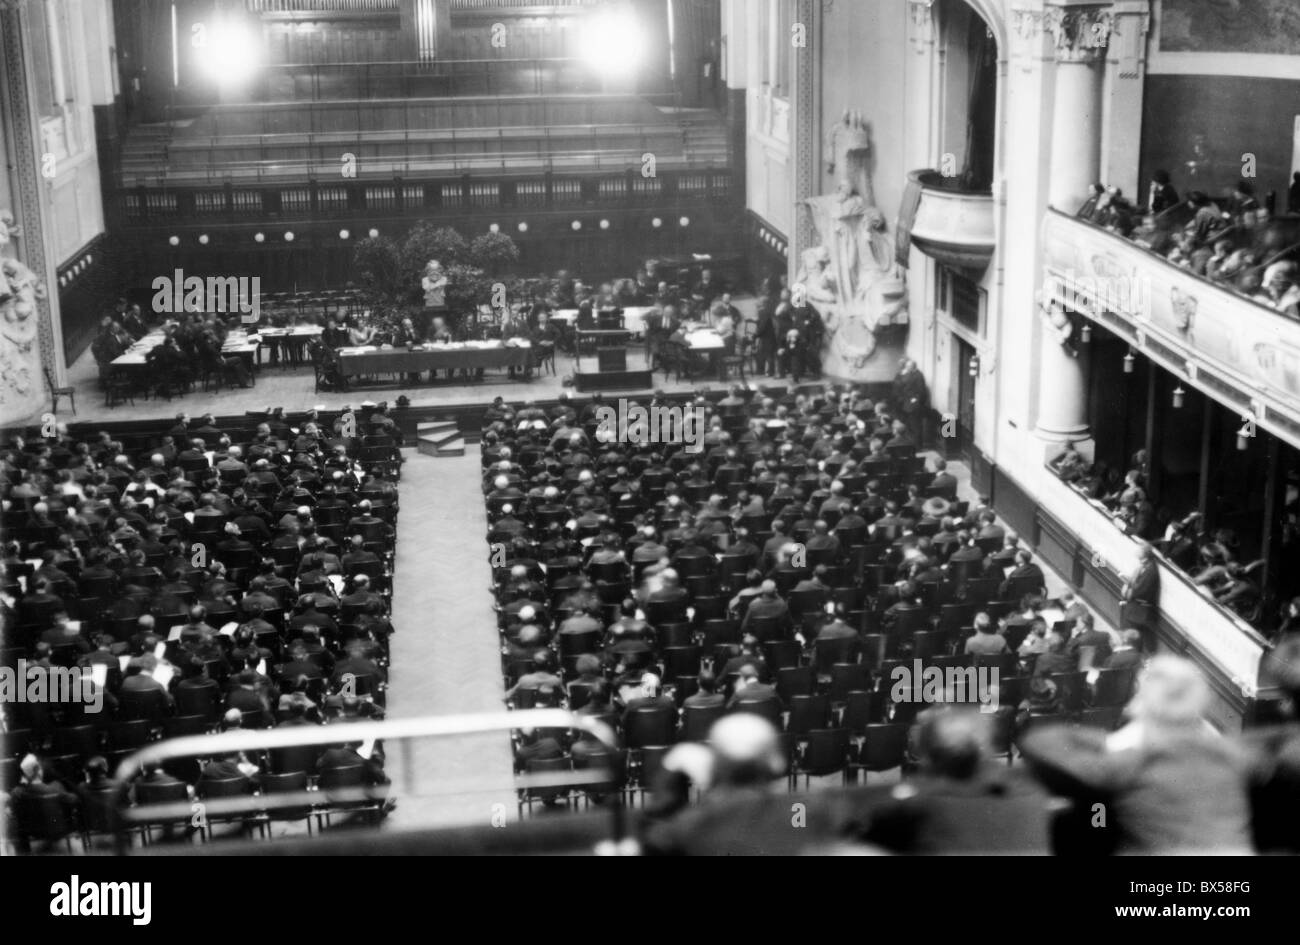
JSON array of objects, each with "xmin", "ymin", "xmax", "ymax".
[{"xmin": 1146, "ymin": 50, "xmax": 1300, "ymax": 79}]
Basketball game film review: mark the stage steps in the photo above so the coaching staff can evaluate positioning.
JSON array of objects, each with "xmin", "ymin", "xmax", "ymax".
[{"xmin": 416, "ymin": 419, "xmax": 466, "ymax": 457}]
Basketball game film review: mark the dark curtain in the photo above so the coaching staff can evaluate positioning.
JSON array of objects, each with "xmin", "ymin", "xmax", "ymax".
[
  {"xmin": 962, "ymin": 24, "xmax": 997, "ymax": 191},
  {"xmin": 114, "ymin": 0, "xmax": 180, "ymax": 123},
  {"xmin": 670, "ymin": 0, "xmax": 721, "ymax": 107}
]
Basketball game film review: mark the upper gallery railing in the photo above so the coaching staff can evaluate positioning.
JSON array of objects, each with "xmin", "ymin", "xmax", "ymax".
[{"xmin": 1040, "ymin": 208, "xmax": 1300, "ymax": 449}]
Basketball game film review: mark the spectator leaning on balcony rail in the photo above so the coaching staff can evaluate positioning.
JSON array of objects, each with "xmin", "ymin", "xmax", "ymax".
[
  {"xmin": 1078, "ymin": 182, "xmax": 1105, "ymax": 221},
  {"xmin": 1185, "ymin": 190, "xmax": 1226, "ymax": 246},
  {"xmin": 1256, "ymin": 261, "xmax": 1300, "ymax": 319},
  {"xmin": 1227, "ymin": 179, "xmax": 1260, "ymax": 221},
  {"xmin": 1147, "ymin": 169, "xmax": 1179, "ymax": 215}
]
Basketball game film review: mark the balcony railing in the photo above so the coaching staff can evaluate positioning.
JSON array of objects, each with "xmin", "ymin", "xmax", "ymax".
[
  {"xmin": 121, "ymin": 121, "xmax": 718, "ymax": 187},
  {"xmin": 117, "ymin": 167, "xmax": 735, "ymax": 225},
  {"xmin": 1034, "ymin": 470, "xmax": 1269, "ymax": 728},
  {"xmin": 1041, "ymin": 209, "xmax": 1300, "ymax": 447},
  {"xmin": 247, "ymin": 0, "xmax": 399, "ymax": 12},
  {"xmin": 903, "ymin": 169, "xmax": 995, "ymax": 270},
  {"xmin": 450, "ymin": 0, "xmax": 598, "ymax": 17}
]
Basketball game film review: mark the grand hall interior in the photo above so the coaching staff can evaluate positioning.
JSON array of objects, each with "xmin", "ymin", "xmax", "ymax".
[{"xmin": 1, "ymin": 0, "xmax": 1299, "ymax": 871}]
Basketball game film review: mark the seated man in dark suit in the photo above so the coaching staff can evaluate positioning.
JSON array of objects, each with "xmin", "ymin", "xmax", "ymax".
[
  {"xmin": 853, "ymin": 707, "xmax": 1053, "ymax": 853},
  {"xmin": 643, "ymin": 714, "xmax": 839, "ymax": 854},
  {"xmin": 120, "ymin": 658, "xmax": 175, "ymax": 711},
  {"xmin": 886, "ymin": 420, "xmax": 915, "ymax": 451},
  {"xmin": 503, "ymin": 648, "xmax": 563, "ymax": 704},
  {"xmin": 10, "ymin": 754, "xmax": 80, "ymax": 852},
  {"xmin": 881, "ymin": 581, "xmax": 927, "ymax": 636},
  {"xmin": 683, "ymin": 669, "xmax": 726, "ymax": 709},
  {"xmin": 317, "ymin": 741, "xmax": 391, "ymax": 804},
  {"xmin": 332, "ymin": 640, "xmax": 386, "ymax": 691},
  {"xmin": 928, "ymin": 458, "xmax": 959, "ymax": 501},
  {"xmin": 975, "ymin": 511, "xmax": 1005, "ymax": 543},
  {"xmin": 175, "ymin": 656, "xmax": 222, "ymax": 714},
  {"xmin": 963, "ymin": 612, "xmax": 1010, "ymax": 656},
  {"xmin": 622, "ymin": 672, "xmax": 677, "ymax": 727},
  {"xmin": 225, "ymin": 670, "xmax": 273, "ymax": 717},
  {"xmin": 197, "ymin": 752, "xmax": 256, "ymax": 795},
  {"xmin": 719, "ymin": 635, "xmax": 770, "ymax": 683},
  {"xmin": 1066, "ymin": 611, "xmax": 1113, "ymax": 668},
  {"xmin": 645, "ymin": 568, "xmax": 690, "ymax": 620},
  {"xmin": 726, "ymin": 665, "xmax": 784, "ymax": 715},
  {"xmin": 39, "ymin": 611, "xmax": 93, "ymax": 656},
  {"xmin": 277, "ymin": 640, "xmax": 325, "ymax": 690},
  {"xmin": 1031, "ymin": 629, "xmax": 1076, "ymax": 678},
  {"xmin": 741, "ymin": 580, "xmax": 792, "ymax": 638},
  {"xmin": 1104, "ymin": 629, "xmax": 1143, "ymax": 671},
  {"xmin": 999, "ymin": 550, "xmax": 1046, "ymax": 599}
]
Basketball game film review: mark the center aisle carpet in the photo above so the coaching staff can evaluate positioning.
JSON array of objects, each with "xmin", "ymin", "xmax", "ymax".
[{"xmin": 384, "ymin": 448, "xmax": 519, "ymax": 828}]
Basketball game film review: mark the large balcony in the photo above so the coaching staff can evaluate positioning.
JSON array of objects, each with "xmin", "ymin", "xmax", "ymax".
[
  {"xmin": 1041, "ymin": 209, "xmax": 1300, "ymax": 447},
  {"xmin": 904, "ymin": 169, "xmax": 996, "ymax": 271}
]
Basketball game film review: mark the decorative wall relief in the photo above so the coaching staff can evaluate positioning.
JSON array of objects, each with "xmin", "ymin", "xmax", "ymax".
[
  {"xmin": 0, "ymin": 210, "xmax": 49, "ymax": 423},
  {"xmin": 796, "ymin": 112, "xmax": 907, "ymax": 380}
]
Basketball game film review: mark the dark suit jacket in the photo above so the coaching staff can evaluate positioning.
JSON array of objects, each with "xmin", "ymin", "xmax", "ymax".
[
  {"xmin": 929, "ymin": 472, "xmax": 958, "ymax": 500},
  {"xmin": 1032, "ymin": 649, "xmax": 1077, "ymax": 677},
  {"xmin": 727, "ymin": 684, "xmax": 784, "ymax": 714},
  {"xmin": 1123, "ymin": 561, "xmax": 1160, "ymax": 626},
  {"xmin": 1067, "ymin": 629, "xmax": 1113, "ymax": 668},
  {"xmin": 856, "ymin": 769, "xmax": 1053, "ymax": 853},
  {"xmin": 1104, "ymin": 648, "xmax": 1142, "ymax": 671}
]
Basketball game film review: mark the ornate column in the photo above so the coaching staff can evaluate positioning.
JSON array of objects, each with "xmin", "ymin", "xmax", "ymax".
[
  {"xmin": 905, "ymin": 0, "xmax": 938, "ymax": 169},
  {"xmin": 1, "ymin": 0, "xmax": 66, "ymax": 415},
  {"xmin": 904, "ymin": 0, "xmax": 938, "ymax": 374},
  {"xmin": 1102, "ymin": 0, "xmax": 1150, "ymax": 197},
  {"xmin": 1034, "ymin": 1, "xmax": 1111, "ymax": 444},
  {"xmin": 788, "ymin": 0, "xmax": 820, "ymax": 287},
  {"xmin": 1044, "ymin": 2, "xmax": 1112, "ymax": 211}
]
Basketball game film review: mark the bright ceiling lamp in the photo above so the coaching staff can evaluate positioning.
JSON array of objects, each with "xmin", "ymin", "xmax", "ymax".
[
  {"xmin": 194, "ymin": 18, "xmax": 261, "ymax": 86},
  {"xmin": 579, "ymin": 5, "xmax": 646, "ymax": 79}
]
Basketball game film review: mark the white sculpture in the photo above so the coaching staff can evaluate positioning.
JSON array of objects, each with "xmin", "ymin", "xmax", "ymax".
[
  {"xmin": 0, "ymin": 211, "xmax": 48, "ymax": 423},
  {"xmin": 421, "ymin": 259, "xmax": 448, "ymax": 309},
  {"xmin": 799, "ymin": 112, "xmax": 907, "ymax": 377}
]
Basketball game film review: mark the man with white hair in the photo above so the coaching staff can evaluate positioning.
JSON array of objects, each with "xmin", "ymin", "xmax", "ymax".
[
  {"xmin": 1019, "ymin": 656, "xmax": 1253, "ymax": 853},
  {"xmin": 631, "ymin": 526, "xmax": 668, "ymax": 564},
  {"xmin": 493, "ymin": 504, "xmax": 528, "ymax": 539},
  {"xmin": 9, "ymin": 755, "xmax": 79, "ymax": 853},
  {"xmin": 644, "ymin": 566, "xmax": 689, "ymax": 621},
  {"xmin": 741, "ymin": 579, "xmax": 791, "ymax": 637},
  {"xmin": 622, "ymin": 672, "xmax": 675, "ymax": 722},
  {"xmin": 642, "ymin": 714, "xmax": 832, "ymax": 854},
  {"xmin": 215, "ymin": 444, "xmax": 248, "ymax": 475}
]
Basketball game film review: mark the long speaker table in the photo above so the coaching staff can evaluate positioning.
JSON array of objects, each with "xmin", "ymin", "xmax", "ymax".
[
  {"xmin": 111, "ymin": 330, "xmax": 261, "ymax": 373},
  {"xmin": 337, "ymin": 342, "xmax": 534, "ymax": 380}
]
